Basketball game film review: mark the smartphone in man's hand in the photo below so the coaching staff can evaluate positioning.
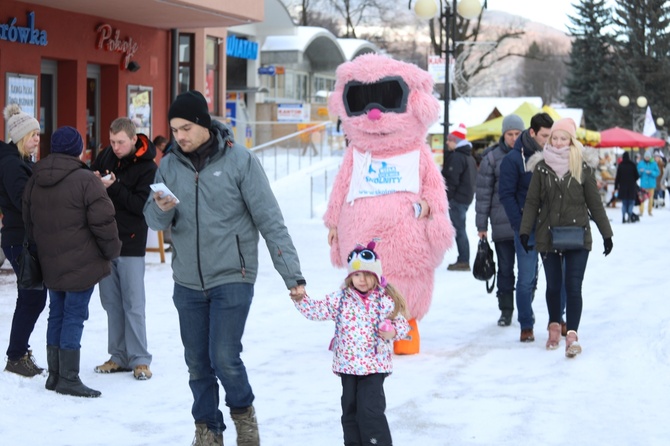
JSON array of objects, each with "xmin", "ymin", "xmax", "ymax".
[{"xmin": 150, "ymin": 183, "xmax": 180, "ymax": 204}]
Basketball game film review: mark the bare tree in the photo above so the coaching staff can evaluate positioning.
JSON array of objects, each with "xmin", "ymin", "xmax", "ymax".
[
  {"xmin": 305, "ymin": 10, "xmax": 342, "ymax": 35},
  {"xmin": 281, "ymin": 0, "xmax": 388, "ymax": 38},
  {"xmin": 322, "ymin": 0, "xmax": 389, "ymax": 38},
  {"xmin": 281, "ymin": 0, "xmax": 318, "ymax": 26},
  {"xmin": 279, "ymin": 0, "xmax": 537, "ymax": 99},
  {"xmin": 407, "ymin": 0, "xmax": 526, "ymax": 98},
  {"xmin": 299, "ymin": 0, "xmax": 311, "ymax": 25},
  {"xmin": 360, "ymin": 24, "xmax": 426, "ymax": 67}
]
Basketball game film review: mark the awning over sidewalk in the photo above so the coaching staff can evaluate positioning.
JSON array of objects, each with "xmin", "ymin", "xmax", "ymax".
[
  {"xmin": 467, "ymin": 102, "xmax": 600, "ymax": 146},
  {"xmin": 595, "ymin": 127, "xmax": 666, "ymax": 148},
  {"xmin": 466, "ymin": 102, "xmax": 540, "ymax": 141}
]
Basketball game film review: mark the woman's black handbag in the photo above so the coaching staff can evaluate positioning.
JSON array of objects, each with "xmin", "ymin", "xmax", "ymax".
[
  {"xmin": 549, "ymin": 226, "xmax": 586, "ymax": 251},
  {"xmin": 546, "ymin": 184, "xmax": 587, "ymax": 252},
  {"xmin": 17, "ymin": 240, "xmax": 43, "ymax": 290},
  {"xmin": 473, "ymin": 237, "xmax": 496, "ymax": 293}
]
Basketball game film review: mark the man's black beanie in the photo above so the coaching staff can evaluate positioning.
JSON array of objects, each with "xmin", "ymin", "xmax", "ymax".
[{"xmin": 168, "ymin": 90, "xmax": 212, "ymax": 129}]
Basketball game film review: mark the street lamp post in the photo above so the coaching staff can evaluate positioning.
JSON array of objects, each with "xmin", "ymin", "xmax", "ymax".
[
  {"xmin": 414, "ymin": 0, "xmax": 484, "ymax": 159},
  {"xmin": 618, "ymin": 94, "xmax": 647, "ymax": 133}
]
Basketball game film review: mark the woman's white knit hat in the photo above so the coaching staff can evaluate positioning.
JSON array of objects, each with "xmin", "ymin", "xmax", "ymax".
[{"xmin": 3, "ymin": 104, "xmax": 40, "ymax": 143}]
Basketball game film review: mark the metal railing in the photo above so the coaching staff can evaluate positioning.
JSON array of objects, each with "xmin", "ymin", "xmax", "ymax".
[
  {"xmin": 242, "ymin": 120, "xmax": 345, "ymax": 218},
  {"xmin": 249, "ymin": 121, "xmax": 339, "ymax": 181},
  {"xmin": 309, "ymin": 164, "xmax": 341, "ymax": 219}
]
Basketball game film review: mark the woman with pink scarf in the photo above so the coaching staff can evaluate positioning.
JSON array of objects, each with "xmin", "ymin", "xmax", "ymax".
[{"xmin": 519, "ymin": 118, "xmax": 613, "ymax": 358}]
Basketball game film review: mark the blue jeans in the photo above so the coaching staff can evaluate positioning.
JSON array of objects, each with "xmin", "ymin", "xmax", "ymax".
[
  {"xmin": 449, "ymin": 201, "xmax": 470, "ymax": 263},
  {"xmin": 3, "ymin": 245, "xmax": 48, "ymax": 360},
  {"xmin": 46, "ymin": 287, "xmax": 94, "ymax": 350},
  {"xmin": 513, "ymin": 232, "xmax": 538, "ymax": 329},
  {"xmin": 621, "ymin": 199, "xmax": 635, "ymax": 221},
  {"xmin": 541, "ymin": 250, "xmax": 589, "ymax": 332},
  {"xmin": 172, "ymin": 282, "xmax": 255, "ymax": 434},
  {"xmin": 493, "ymin": 239, "xmax": 515, "ymax": 300}
]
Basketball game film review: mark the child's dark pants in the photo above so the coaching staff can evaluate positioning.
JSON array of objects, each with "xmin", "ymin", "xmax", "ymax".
[{"xmin": 341, "ymin": 373, "xmax": 392, "ymax": 446}]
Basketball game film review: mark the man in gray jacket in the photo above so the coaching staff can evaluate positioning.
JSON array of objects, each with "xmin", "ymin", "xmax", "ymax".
[
  {"xmin": 475, "ymin": 114, "xmax": 523, "ymax": 326},
  {"xmin": 144, "ymin": 91, "xmax": 306, "ymax": 446}
]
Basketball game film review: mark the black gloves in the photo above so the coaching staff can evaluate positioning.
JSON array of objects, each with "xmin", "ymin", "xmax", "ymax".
[
  {"xmin": 603, "ymin": 237, "xmax": 613, "ymax": 256},
  {"xmin": 520, "ymin": 234, "xmax": 530, "ymax": 253}
]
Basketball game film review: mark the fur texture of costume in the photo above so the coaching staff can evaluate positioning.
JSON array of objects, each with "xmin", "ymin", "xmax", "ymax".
[{"xmin": 324, "ymin": 54, "xmax": 455, "ymax": 322}]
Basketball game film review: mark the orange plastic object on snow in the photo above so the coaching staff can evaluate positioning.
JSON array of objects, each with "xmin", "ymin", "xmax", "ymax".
[{"xmin": 393, "ymin": 318, "xmax": 420, "ymax": 355}]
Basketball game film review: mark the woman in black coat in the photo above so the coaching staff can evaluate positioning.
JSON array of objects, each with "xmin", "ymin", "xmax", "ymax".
[
  {"xmin": 0, "ymin": 104, "xmax": 48, "ymax": 378},
  {"xmin": 614, "ymin": 151, "xmax": 640, "ymax": 223}
]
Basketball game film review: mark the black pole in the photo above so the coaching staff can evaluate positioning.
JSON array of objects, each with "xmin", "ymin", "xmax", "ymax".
[{"xmin": 442, "ymin": 0, "xmax": 455, "ymax": 162}]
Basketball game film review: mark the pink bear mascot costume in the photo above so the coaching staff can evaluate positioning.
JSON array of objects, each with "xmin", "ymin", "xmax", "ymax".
[{"xmin": 324, "ymin": 54, "xmax": 455, "ymax": 355}]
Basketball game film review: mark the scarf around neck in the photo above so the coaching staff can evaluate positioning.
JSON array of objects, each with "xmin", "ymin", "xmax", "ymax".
[
  {"xmin": 543, "ymin": 144, "xmax": 570, "ymax": 178},
  {"xmin": 520, "ymin": 130, "xmax": 542, "ymax": 156}
]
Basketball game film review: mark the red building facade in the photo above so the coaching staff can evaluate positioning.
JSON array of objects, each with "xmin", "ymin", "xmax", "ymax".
[{"xmin": 1, "ymin": 0, "xmax": 262, "ymax": 161}]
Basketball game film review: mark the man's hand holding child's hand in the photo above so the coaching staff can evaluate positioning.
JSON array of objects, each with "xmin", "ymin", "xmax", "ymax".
[{"xmin": 289, "ymin": 285, "xmax": 306, "ymax": 302}]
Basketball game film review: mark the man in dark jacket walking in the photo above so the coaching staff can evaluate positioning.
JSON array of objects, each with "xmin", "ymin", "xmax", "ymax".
[
  {"xmin": 475, "ymin": 114, "xmax": 524, "ymax": 326},
  {"xmin": 499, "ymin": 112, "xmax": 553, "ymax": 342},
  {"xmin": 23, "ymin": 126, "xmax": 121, "ymax": 397},
  {"xmin": 91, "ymin": 117, "xmax": 157, "ymax": 381},
  {"xmin": 144, "ymin": 90, "xmax": 306, "ymax": 446},
  {"xmin": 442, "ymin": 123, "xmax": 477, "ymax": 271},
  {"xmin": 614, "ymin": 151, "xmax": 640, "ymax": 223}
]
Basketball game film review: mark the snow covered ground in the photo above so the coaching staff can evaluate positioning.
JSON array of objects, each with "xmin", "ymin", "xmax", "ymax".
[{"xmin": 1, "ymin": 156, "xmax": 669, "ymax": 446}]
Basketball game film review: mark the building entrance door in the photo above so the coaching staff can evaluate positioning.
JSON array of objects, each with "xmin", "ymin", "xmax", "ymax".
[
  {"xmin": 86, "ymin": 64, "xmax": 101, "ymax": 165},
  {"xmin": 39, "ymin": 60, "xmax": 57, "ymax": 161}
]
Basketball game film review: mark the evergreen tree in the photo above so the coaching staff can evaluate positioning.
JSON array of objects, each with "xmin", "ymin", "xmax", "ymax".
[
  {"xmin": 612, "ymin": 0, "xmax": 670, "ymax": 131},
  {"xmin": 564, "ymin": 0, "xmax": 616, "ymax": 130}
]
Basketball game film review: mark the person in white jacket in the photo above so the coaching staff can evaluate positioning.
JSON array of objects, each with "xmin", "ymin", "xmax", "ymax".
[{"xmin": 292, "ymin": 241, "xmax": 409, "ymax": 446}]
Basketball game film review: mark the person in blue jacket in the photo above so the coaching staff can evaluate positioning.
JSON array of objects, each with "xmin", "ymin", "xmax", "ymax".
[
  {"xmin": 498, "ymin": 112, "xmax": 553, "ymax": 343},
  {"xmin": 637, "ymin": 150, "xmax": 660, "ymax": 216}
]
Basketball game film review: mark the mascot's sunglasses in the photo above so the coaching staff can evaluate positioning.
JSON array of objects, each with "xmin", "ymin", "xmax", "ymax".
[{"xmin": 343, "ymin": 76, "xmax": 409, "ymax": 117}]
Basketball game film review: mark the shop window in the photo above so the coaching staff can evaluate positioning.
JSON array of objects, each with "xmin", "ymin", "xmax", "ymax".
[
  {"xmin": 313, "ymin": 76, "xmax": 335, "ymax": 103},
  {"xmin": 206, "ymin": 37, "xmax": 220, "ymax": 115},
  {"xmin": 276, "ymin": 74, "xmax": 285, "ymax": 99},
  {"xmin": 226, "ymin": 44, "xmax": 248, "ymax": 91},
  {"xmin": 282, "ymin": 71, "xmax": 308, "ymax": 102},
  {"xmin": 260, "ymin": 73, "xmax": 285, "ymax": 101},
  {"xmin": 285, "ymin": 72, "xmax": 295, "ymax": 99},
  {"xmin": 297, "ymin": 74, "xmax": 308, "ymax": 102},
  {"xmin": 178, "ymin": 33, "xmax": 194, "ymax": 93}
]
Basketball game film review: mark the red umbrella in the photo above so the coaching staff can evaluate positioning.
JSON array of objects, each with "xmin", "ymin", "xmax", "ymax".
[{"xmin": 596, "ymin": 127, "xmax": 666, "ymax": 148}]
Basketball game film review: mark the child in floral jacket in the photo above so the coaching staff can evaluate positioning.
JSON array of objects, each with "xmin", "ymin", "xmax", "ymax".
[{"xmin": 292, "ymin": 241, "xmax": 409, "ymax": 446}]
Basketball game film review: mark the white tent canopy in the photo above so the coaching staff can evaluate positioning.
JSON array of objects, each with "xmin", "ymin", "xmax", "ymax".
[{"xmin": 428, "ymin": 96, "xmax": 543, "ymax": 135}]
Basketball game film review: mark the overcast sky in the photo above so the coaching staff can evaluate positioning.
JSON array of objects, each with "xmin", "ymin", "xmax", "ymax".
[{"xmin": 486, "ymin": 0, "xmax": 585, "ymax": 33}]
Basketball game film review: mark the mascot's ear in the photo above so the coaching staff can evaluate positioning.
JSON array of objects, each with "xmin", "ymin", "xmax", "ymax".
[{"xmin": 367, "ymin": 240, "xmax": 377, "ymax": 250}]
